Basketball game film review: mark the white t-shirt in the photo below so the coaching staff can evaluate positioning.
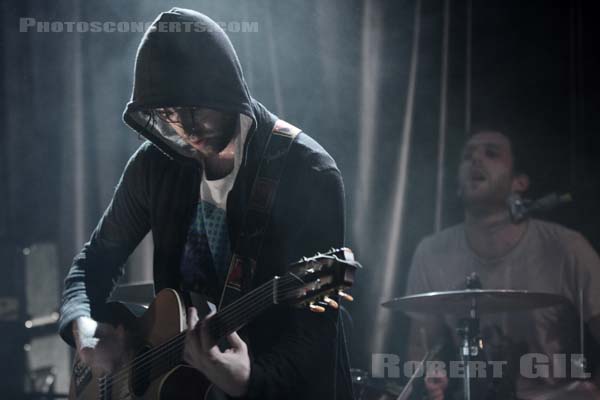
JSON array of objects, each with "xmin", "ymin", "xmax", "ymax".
[{"xmin": 406, "ymin": 219, "xmax": 600, "ymax": 399}]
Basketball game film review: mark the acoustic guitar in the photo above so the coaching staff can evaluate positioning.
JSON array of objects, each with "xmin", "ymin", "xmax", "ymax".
[{"xmin": 69, "ymin": 248, "xmax": 357, "ymax": 400}]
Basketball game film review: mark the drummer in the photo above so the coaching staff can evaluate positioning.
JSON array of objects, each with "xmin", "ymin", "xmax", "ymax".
[{"xmin": 405, "ymin": 128, "xmax": 600, "ymax": 399}]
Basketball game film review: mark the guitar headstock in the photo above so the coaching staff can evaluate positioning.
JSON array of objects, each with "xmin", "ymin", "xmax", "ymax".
[{"xmin": 274, "ymin": 247, "xmax": 359, "ymax": 311}]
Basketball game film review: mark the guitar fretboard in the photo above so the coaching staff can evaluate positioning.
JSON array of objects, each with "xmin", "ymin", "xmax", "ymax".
[{"xmin": 104, "ymin": 274, "xmax": 304, "ymax": 393}]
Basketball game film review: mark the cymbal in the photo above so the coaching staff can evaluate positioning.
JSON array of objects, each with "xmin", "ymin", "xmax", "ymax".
[{"xmin": 382, "ymin": 289, "xmax": 568, "ymax": 315}]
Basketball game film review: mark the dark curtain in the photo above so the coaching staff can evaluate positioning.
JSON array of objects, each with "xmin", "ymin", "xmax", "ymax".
[{"xmin": 2, "ymin": 0, "xmax": 600, "ymax": 391}]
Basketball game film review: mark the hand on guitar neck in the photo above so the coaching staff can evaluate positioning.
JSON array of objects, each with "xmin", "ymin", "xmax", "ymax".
[
  {"xmin": 183, "ymin": 307, "xmax": 250, "ymax": 398},
  {"xmin": 72, "ymin": 316, "xmax": 128, "ymax": 375}
]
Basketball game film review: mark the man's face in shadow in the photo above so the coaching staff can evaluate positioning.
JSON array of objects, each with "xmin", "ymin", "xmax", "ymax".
[{"xmin": 155, "ymin": 107, "xmax": 238, "ymax": 159}]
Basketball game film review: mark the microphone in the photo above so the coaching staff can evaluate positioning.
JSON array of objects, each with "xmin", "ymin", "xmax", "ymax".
[{"xmin": 507, "ymin": 192, "xmax": 573, "ymax": 222}]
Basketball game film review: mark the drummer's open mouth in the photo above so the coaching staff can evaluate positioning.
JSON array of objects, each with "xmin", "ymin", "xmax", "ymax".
[{"xmin": 469, "ymin": 168, "xmax": 487, "ymax": 182}]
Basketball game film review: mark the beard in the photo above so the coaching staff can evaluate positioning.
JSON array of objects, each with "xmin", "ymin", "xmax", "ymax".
[{"xmin": 182, "ymin": 119, "xmax": 238, "ymax": 158}]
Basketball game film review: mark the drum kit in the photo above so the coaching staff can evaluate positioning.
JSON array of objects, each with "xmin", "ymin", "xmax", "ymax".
[{"xmin": 352, "ymin": 273, "xmax": 570, "ymax": 400}]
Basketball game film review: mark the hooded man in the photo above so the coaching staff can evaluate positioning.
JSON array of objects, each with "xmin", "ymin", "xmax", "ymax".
[{"xmin": 59, "ymin": 8, "xmax": 352, "ymax": 400}]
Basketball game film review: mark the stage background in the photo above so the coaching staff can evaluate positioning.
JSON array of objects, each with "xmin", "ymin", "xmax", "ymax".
[{"xmin": 2, "ymin": 0, "xmax": 599, "ymax": 394}]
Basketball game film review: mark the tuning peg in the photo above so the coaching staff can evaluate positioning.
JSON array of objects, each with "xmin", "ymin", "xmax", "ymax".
[
  {"xmin": 338, "ymin": 291, "xmax": 354, "ymax": 302},
  {"xmin": 309, "ymin": 302, "xmax": 326, "ymax": 313},
  {"xmin": 323, "ymin": 296, "xmax": 339, "ymax": 309}
]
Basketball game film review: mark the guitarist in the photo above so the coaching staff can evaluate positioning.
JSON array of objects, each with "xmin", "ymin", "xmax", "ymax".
[{"xmin": 59, "ymin": 8, "xmax": 352, "ymax": 400}]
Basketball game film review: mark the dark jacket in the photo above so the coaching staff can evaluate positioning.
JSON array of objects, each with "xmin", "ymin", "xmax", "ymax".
[{"xmin": 59, "ymin": 8, "xmax": 352, "ymax": 400}]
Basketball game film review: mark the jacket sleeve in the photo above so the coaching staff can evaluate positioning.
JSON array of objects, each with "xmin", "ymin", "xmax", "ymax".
[
  {"xmin": 58, "ymin": 145, "xmax": 151, "ymax": 346},
  {"xmin": 245, "ymin": 164, "xmax": 350, "ymax": 400}
]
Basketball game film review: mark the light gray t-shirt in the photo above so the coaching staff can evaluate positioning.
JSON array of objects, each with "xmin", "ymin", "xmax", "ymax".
[{"xmin": 406, "ymin": 219, "xmax": 600, "ymax": 399}]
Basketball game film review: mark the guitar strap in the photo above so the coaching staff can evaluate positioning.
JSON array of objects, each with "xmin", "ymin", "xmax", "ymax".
[{"xmin": 218, "ymin": 120, "xmax": 301, "ymax": 310}]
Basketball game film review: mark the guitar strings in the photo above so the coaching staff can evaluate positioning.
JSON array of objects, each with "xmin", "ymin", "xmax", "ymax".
[
  {"xmin": 99, "ymin": 283, "xmax": 276, "ymax": 395},
  {"xmin": 102, "ymin": 263, "xmax": 350, "ymax": 399},
  {"xmin": 103, "ymin": 282, "xmax": 308, "ymax": 399},
  {"xmin": 100, "ymin": 275, "xmax": 303, "ymax": 394},
  {"xmin": 101, "ymin": 295, "xmax": 274, "ymax": 399},
  {"xmin": 111, "ymin": 299, "xmax": 275, "ymax": 399},
  {"xmin": 103, "ymin": 288, "xmax": 285, "ymax": 399},
  {"xmin": 100, "ymin": 256, "xmax": 356, "ymax": 398},
  {"xmin": 106, "ymin": 278, "xmax": 346, "ymax": 398},
  {"xmin": 103, "ymin": 252, "xmax": 360, "ymax": 396},
  {"xmin": 100, "ymin": 275, "xmax": 280, "ymax": 387},
  {"xmin": 101, "ymin": 255, "xmax": 353, "ymax": 390},
  {"xmin": 125, "ymin": 296, "xmax": 275, "ymax": 396},
  {"xmin": 105, "ymin": 272, "xmax": 298, "ymax": 379}
]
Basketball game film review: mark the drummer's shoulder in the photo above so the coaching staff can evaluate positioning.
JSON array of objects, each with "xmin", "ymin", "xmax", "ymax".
[{"xmin": 529, "ymin": 218, "xmax": 596, "ymax": 254}]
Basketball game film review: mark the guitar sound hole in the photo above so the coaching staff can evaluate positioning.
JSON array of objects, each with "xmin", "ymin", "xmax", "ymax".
[{"xmin": 130, "ymin": 344, "xmax": 152, "ymax": 396}]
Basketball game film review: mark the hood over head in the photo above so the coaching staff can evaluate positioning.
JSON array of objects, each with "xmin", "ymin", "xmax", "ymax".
[{"xmin": 123, "ymin": 8, "xmax": 255, "ymax": 164}]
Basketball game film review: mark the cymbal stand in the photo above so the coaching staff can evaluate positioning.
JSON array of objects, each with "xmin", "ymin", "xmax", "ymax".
[{"xmin": 457, "ymin": 296, "xmax": 481, "ymax": 400}]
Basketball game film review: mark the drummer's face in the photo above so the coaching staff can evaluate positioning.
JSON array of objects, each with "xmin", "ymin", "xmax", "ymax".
[{"xmin": 458, "ymin": 131, "xmax": 524, "ymax": 207}]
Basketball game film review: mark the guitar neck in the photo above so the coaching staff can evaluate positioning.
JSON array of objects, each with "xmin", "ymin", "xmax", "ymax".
[
  {"xmin": 132, "ymin": 278, "xmax": 280, "ymax": 382},
  {"xmin": 206, "ymin": 275, "xmax": 296, "ymax": 343}
]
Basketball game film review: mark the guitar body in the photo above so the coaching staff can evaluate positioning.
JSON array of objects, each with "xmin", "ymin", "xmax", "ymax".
[
  {"xmin": 69, "ymin": 289, "xmax": 215, "ymax": 400},
  {"xmin": 68, "ymin": 248, "xmax": 357, "ymax": 400}
]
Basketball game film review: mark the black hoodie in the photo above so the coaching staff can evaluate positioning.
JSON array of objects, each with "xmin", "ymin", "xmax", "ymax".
[
  {"xmin": 123, "ymin": 8, "xmax": 255, "ymax": 166},
  {"xmin": 59, "ymin": 8, "xmax": 353, "ymax": 400}
]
